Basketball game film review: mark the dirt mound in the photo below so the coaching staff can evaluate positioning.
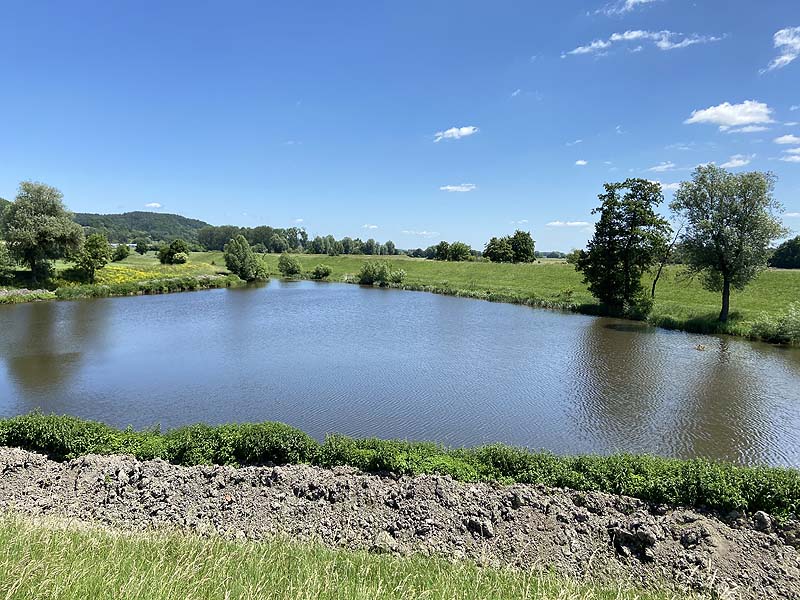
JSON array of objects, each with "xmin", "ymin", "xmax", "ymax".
[{"xmin": 1, "ymin": 447, "xmax": 798, "ymax": 599}]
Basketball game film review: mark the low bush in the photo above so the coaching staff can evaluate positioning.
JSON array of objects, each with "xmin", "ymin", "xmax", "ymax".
[
  {"xmin": 54, "ymin": 274, "xmax": 242, "ymax": 300},
  {"xmin": 357, "ymin": 261, "xmax": 406, "ymax": 286},
  {"xmin": 111, "ymin": 245, "xmax": 130, "ymax": 262},
  {"xmin": 750, "ymin": 302, "xmax": 800, "ymax": 345},
  {"xmin": 278, "ymin": 253, "xmax": 302, "ymax": 277},
  {"xmin": 310, "ymin": 264, "xmax": 332, "ymax": 280},
  {"xmin": 1, "ymin": 413, "xmax": 798, "ymax": 518}
]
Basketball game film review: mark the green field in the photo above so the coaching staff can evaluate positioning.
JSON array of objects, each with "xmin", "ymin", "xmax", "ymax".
[
  {"xmin": 0, "ymin": 516, "xmax": 695, "ymax": 600},
  {"xmin": 251, "ymin": 253, "xmax": 799, "ymax": 338},
  {"xmin": 5, "ymin": 250, "xmax": 800, "ymax": 341}
]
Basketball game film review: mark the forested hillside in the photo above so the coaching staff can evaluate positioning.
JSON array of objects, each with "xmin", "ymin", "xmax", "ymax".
[{"xmin": 73, "ymin": 211, "xmax": 210, "ymax": 243}]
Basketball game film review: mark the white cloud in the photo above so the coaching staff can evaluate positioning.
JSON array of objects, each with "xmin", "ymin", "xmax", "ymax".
[
  {"xmin": 775, "ymin": 134, "xmax": 800, "ymax": 144},
  {"xmin": 362, "ymin": 224, "xmax": 378, "ymax": 230},
  {"xmin": 720, "ymin": 154, "xmax": 754, "ymax": 168},
  {"xmin": 511, "ymin": 89, "xmax": 521, "ymax": 97},
  {"xmin": 439, "ymin": 183, "xmax": 476, "ymax": 193},
  {"xmin": 294, "ymin": 218, "xmax": 304, "ymax": 223},
  {"xmin": 786, "ymin": 122, "xmax": 799, "ymax": 126},
  {"xmin": 786, "ymin": 212, "xmax": 800, "ymax": 217},
  {"xmin": 144, "ymin": 202, "xmax": 162, "ymax": 209},
  {"xmin": 565, "ymin": 30, "xmax": 723, "ymax": 57},
  {"xmin": 433, "ymin": 126, "xmax": 479, "ymax": 143},
  {"xmin": 647, "ymin": 161, "xmax": 677, "ymax": 172},
  {"xmin": 780, "ymin": 155, "xmax": 800, "ymax": 163},
  {"xmin": 792, "ymin": 105, "xmax": 800, "ymax": 111},
  {"xmin": 762, "ymin": 27, "xmax": 800, "ymax": 72},
  {"xmin": 616, "ymin": 124, "xmax": 624, "ymax": 134},
  {"xmin": 575, "ymin": 159, "xmax": 588, "ymax": 166},
  {"xmin": 547, "ymin": 220, "xmax": 591, "ymax": 227},
  {"xmin": 402, "ymin": 230, "xmax": 439, "ymax": 237},
  {"xmin": 725, "ymin": 125, "xmax": 770, "ymax": 134},
  {"xmin": 784, "ymin": 147, "xmax": 800, "ymax": 154},
  {"xmin": 510, "ymin": 219, "xmax": 529, "ymax": 225},
  {"xmin": 684, "ymin": 100, "xmax": 774, "ymax": 131},
  {"xmin": 598, "ymin": 0, "xmax": 660, "ymax": 16},
  {"xmin": 566, "ymin": 139, "xmax": 583, "ymax": 146},
  {"xmin": 657, "ymin": 181, "xmax": 680, "ymax": 191}
]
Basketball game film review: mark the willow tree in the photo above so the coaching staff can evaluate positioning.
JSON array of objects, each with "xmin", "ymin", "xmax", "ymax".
[
  {"xmin": 2, "ymin": 182, "xmax": 84, "ymax": 282},
  {"xmin": 670, "ymin": 165, "xmax": 787, "ymax": 322}
]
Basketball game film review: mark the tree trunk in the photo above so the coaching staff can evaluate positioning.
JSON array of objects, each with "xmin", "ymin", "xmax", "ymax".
[{"xmin": 719, "ymin": 277, "xmax": 731, "ymax": 322}]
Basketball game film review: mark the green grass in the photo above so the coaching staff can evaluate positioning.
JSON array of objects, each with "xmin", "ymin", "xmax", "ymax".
[
  {"xmin": 0, "ymin": 516, "xmax": 698, "ymax": 600},
  {"xmin": 3, "ymin": 413, "xmax": 798, "ymax": 518},
  {"xmin": 5, "ymin": 251, "xmax": 800, "ymax": 341},
  {"xmin": 255, "ymin": 253, "xmax": 800, "ymax": 340}
]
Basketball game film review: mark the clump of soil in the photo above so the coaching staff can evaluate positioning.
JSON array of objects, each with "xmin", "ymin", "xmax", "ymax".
[{"xmin": 1, "ymin": 447, "xmax": 798, "ymax": 599}]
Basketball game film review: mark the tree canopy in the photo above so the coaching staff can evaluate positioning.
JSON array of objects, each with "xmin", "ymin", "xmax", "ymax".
[
  {"xmin": 769, "ymin": 236, "xmax": 800, "ymax": 270},
  {"xmin": 483, "ymin": 230, "xmax": 535, "ymax": 263},
  {"xmin": 223, "ymin": 235, "xmax": 267, "ymax": 281},
  {"xmin": 75, "ymin": 233, "xmax": 111, "ymax": 282},
  {"xmin": 575, "ymin": 178, "xmax": 671, "ymax": 314},
  {"xmin": 671, "ymin": 165, "xmax": 787, "ymax": 322},
  {"xmin": 2, "ymin": 182, "xmax": 84, "ymax": 282}
]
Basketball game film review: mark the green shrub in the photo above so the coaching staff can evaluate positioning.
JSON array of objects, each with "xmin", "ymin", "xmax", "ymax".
[
  {"xmin": 357, "ymin": 261, "xmax": 405, "ymax": 286},
  {"xmin": 2, "ymin": 413, "xmax": 799, "ymax": 518},
  {"xmin": 111, "ymin": 245, "xmax": 130, "ymax": 262},
  {"xmin": 278, "ymin": 253, "xmax": 302, "ymax": 276},
  {"xmin": 751, "ymin": 302, "xmax": 800, "ymax": 345},
  {"xmin": 310, "ymin": 264, "xmax": 332, "ymax": 280}
]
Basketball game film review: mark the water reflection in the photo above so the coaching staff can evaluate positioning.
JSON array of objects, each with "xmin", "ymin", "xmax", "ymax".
[{"xmin": 0, "ymin": 282, "xmax": 798, "ymax": 467}]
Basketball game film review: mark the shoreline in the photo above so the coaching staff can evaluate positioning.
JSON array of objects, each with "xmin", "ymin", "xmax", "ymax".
[
  {"xmin": 3, "ymin": 268, "xmax": 798, "ymax": 346},
  {"xmin": 1, "ymin": 446, "xmax": 798, "ymax": 599}
]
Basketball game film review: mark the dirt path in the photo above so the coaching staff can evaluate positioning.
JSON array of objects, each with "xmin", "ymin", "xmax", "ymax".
[{"xmin": 1, "ymin": 447, "xmax": 798, "ymax": 599}]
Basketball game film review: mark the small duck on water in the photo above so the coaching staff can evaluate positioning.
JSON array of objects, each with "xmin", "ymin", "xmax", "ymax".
[{"xmin": 695, "ymin": 344, "xmax": 706, "ymax": 351}]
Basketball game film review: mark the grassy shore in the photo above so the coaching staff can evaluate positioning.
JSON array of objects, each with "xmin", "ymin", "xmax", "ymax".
[
  {"xmin": 4, "ymin": 251, "xmax": 799, "ymax": 342},
  {"xmin": 3, "ymin": 413, "xmax": 798, "ymax": 518},
  {"xmin": 0, "ymin": 516, "xmax": 692, "ymax": 600},
  {"xmin": 249, "ymin": 253, "xmax": 800, "ymax": 340}
]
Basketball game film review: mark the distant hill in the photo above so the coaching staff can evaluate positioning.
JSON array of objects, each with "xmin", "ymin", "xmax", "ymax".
[{"xmin": 73, "ymin": 211, "xmax": 210, "ymax": 243}]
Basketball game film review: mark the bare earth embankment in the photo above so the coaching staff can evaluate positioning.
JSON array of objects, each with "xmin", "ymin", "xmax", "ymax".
[{"xmin": 1, "ymin": 447, "xmax": 798, "ymax": 599}]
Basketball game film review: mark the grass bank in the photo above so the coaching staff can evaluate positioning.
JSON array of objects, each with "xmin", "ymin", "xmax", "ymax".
[
  {"xmin": 254, "ymin": 253, "xmax": 800, "ymax": 343},
  {"xmin": 1, "ymin": 251, "xmax": 241, "ymax": 303},
  {"xmin": 2, "ymin": 413, "xmax": 798, "ymax": 518},
  {"xmin": 0, "ymin": 516, "xmax": 691, "ymax": 600}
]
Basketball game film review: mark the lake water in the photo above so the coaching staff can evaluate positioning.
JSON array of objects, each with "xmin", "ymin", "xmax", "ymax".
[{"xmin": 1, "ymin": 280, "xmax": 798, "ymax": 467}]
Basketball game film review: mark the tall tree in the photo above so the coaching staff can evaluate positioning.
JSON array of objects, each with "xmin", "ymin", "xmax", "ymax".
[
  {"xmin": 483, "ymin": 236, "xmax": 515, "ymax": 263},
  {"xmin": 224, "ymin": 234, "xmax": 266, "ymax": 281},
  {"xmin": 509, "ymin": 230, "xmax": 536, "ymax": 262},
  {"xmin": 76, "ymin": 233, "xmax": 111, "ymax": 282},
  {"xmin": 670, "ymin": 165, "xmax": 787, "ymax": 322},
  {"xmin": 447, "ymin": 241, "xmax": 472, "ymax": 261},
  {"xmin": 434, "ymin": 241, "xmax": 450, "ymax": 261},
  {"xmin": 1, "ymin": 181, "xmax": 84, "ymax": 282},
  {"xmin": 575, "ymin": 178, "xmax": 671, "ymax": 314}
]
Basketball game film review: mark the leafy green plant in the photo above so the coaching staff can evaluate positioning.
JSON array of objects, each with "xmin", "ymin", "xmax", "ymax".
[
  {"xmin": 357, "ymin": 261, "xmax": 405, "ymax": 286},
  {"xmin": 277, "ymin": 253, "xmax": 302, "ymax": 276},
  {"xmin": 310, "ymin": 264, "xmax": 332, "ymax": 280},
  {"xmin": 3, "ymin": 413, "xmax": 798, "ymax": 518}
]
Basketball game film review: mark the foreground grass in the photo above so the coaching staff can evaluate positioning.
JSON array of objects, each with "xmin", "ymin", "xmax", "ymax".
[
  {"xmin": 0, "ymin": 516, "xmax": 696, "ymax": 600},
  {"xmin": 3, "ymin": 413, "xmax": 798, "ymax": 518},
  {"xmin": 254, "ymin": 253, "xmax": 800, "ymax": 339}
]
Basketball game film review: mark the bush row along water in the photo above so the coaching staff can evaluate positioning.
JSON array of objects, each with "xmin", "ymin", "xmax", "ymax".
[
  {"xmin": 1, "ymin": 413, "xmax": 797, "ymax": 518},
  {"xmin": 53, "ymin": 274, "xmax": 243, "ymax": 300}
]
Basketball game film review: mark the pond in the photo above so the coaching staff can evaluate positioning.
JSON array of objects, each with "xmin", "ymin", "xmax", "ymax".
[{"xmin": 1, "ymin": 280, "xmax": 799, "ymax": 467}]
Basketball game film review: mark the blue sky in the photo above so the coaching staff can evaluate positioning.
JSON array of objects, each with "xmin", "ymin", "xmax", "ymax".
[{"xmin": 1, "ymin": 1, "xmax": 799, "ymax": 251}]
